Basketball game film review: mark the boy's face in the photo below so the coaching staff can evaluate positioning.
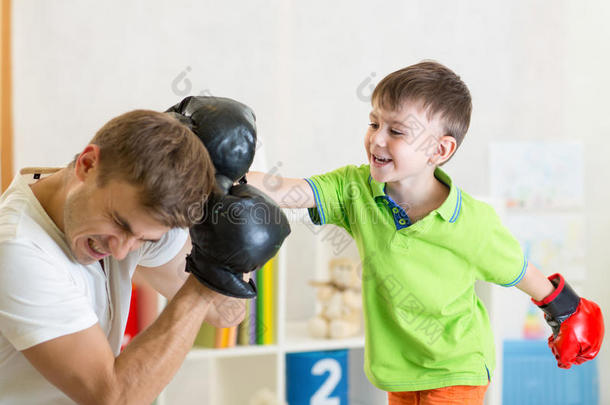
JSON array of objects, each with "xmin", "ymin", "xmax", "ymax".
[{"xmin": 364, "ymin": 101, "xmax": 445, "ymax": 184}]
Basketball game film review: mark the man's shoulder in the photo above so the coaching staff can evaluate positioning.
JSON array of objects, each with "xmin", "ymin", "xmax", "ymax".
[
  {"xmin": 136, "ymin": 227, "xmax": 189, "ymax": 267},
  {"xmin": 0, "ymin": 193, "xmax": 34, "ymax": 244},
  {"xmin": 0, "ymin": 204, "xmax": 71, "ymax": 266}
]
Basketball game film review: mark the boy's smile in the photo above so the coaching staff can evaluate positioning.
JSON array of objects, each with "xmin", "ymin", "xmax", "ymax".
[{"xmin": 371, "ymin": 153, "xmax": 393, "ymax": 167}]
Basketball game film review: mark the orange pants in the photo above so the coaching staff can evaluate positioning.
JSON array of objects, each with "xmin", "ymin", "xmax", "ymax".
[{"xmin": 388, "ymin": 384, "xmax": 488, "ymax": 405}]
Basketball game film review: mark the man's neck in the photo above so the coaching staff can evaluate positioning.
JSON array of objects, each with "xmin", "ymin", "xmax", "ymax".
[{"xmin": 29, "ymin": 168, "xmax": 70, "ymax": 233}]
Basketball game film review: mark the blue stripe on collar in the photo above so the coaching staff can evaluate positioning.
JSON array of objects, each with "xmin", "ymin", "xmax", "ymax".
[{"xmin": 449, "ymin": 188, "xmax": 462, "ymax": 223}]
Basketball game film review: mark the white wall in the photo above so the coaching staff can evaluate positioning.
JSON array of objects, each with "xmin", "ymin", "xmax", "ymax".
[{"xmin": 11, "ymin": 0, "xmax": 610, "ymax": 403}]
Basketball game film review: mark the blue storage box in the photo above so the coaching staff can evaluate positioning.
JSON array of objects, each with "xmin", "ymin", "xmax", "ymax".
[
  {"xmin": 286, "ymin": 349, "xmax": 349, "ymax": 405},
  {"xmin": 502, "ymin": 339, "xmax": 599, "ymax": 405}
]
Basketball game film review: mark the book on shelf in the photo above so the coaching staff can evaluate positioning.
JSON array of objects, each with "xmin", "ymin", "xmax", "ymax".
[
  {"xmin": 192, "ymin": 255, "xmax": 277, "ymax": 349},
  {"xmin": 257, "ymin": 256, "xmax": 275, "ymax": 345},
  {"xmin": 226, "ymin": 326, "xmax": 237, "ymax": 348},
  {"xmin": 249, "ymin": 282, "xmax": 258, "ymax": 345},
  {"xmin": 121, "ymin": 283, "xmax": 139, "ymax": 351},
  {"xmin": 194, "ymin": 321, "xmax": 215, "ymax": 348},
  {"xmin": 215, "ymin": 327, "xmax": 226, "ymax": 348},
  {"xmin": 238, "ymin": 299, "xmax": 251, "ymax": 346}
]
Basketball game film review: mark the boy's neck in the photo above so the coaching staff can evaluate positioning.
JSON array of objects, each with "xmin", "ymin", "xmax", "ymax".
[{"xmin": 385, "ymin": 169, "xmax": 450, "ymax": 222}]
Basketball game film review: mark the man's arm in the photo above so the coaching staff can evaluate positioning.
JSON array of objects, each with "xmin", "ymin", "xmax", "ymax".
[
  {"xmin": 247, "ymin": 171, "xmax": 316, "ymax": 208},
  {"xmin": 133, "ymin": 237, "xmax": 247, "ymax": 328},
  {"xmin": 22, "ymin": 275, "xmax": 215, "ymax": 405}
]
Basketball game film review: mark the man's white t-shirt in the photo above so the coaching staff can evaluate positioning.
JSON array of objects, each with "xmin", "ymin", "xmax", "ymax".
[{"xmin": 0, "ymin": 170, "xmax": 188, "ymax": 404}]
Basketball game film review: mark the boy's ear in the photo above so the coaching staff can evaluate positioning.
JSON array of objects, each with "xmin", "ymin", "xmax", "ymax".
[
  {"xmin": 428, "ymin": 135, "xmax": 457, "ymax": 166},
  {"xmin": 74, "ymin": 144, "xmax": 101, "ymax": 181}
]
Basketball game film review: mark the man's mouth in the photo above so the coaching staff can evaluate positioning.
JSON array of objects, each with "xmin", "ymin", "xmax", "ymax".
[{"xmin": 87, "ymin": 238, "xmax": 108, "ymax": 258}]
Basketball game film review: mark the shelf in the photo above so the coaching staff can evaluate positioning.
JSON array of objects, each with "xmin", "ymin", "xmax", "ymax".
[
  {"xmin": 186, "ymin": 320, "xmax": 365, "ymax": 359},
  {"xmin": 157, "ymin": 224, "xmax": 385, "ymax": 405},
  {"xmin": 283, "ymin": 321, "xmax": 365, "ymax": 353},
  {"xmin": 188, "ymin": 344, "xmax": 279, "ymax": 359}
]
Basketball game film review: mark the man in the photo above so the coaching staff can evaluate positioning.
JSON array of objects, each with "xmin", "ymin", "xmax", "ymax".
[{"xmin": 0, "ymin": 99, "xmax": 290, "ymax": 404}]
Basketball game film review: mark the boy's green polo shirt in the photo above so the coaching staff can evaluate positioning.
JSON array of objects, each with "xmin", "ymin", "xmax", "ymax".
[{"xmin": 305, "ymin": 164, "xmax": 527, "ymax": 391}]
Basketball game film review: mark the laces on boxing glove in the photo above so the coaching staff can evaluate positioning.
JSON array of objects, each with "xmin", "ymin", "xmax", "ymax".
[
  {"xmin": 185, "ymin": 254, "xmax": 258, "ymax": 299},
  {"xmin": 532, "ymin": 273, "xmax": 581, "ymax": 337}
]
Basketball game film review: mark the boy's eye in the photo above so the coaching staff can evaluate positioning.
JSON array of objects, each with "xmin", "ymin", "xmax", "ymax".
[
  {"xmin": 368, "ymin": 122, "xmax": 379, "ymax": 129},
  {"xmin": 390, "ymin": 129, "xmax": 403, "ymax": 136}
]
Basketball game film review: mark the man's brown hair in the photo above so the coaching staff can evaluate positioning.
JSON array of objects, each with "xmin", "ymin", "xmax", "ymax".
[
  {"xmin": 372, "ymin": 61, "xmax": 472, "ymax": 150},
  {"xmin": 84, "ymin": 110, "xmax": 214, "ymax": 228}
]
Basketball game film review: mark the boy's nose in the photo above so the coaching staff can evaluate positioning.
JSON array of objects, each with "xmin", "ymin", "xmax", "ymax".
[{"xmin": 370, "ymin": 129, "xmax": 387, "ymax": 147}]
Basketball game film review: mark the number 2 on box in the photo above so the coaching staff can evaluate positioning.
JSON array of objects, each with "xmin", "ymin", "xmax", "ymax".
[{"xmin": 310, "ymin": 358, "xmax": 342, "ymax": 405}]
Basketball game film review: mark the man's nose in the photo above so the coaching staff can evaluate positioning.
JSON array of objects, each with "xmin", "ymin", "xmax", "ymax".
[{"xmin": 109, "ymin": 235, "xmax": 138, "ymax": 260}]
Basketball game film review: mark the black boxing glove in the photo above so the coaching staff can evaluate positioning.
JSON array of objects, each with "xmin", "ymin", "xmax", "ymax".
[
  {"xmin": 166, "ymin": 96, "xmax": 256, "ymax": 182},
  {"xmin": 168, "ymin": 96, "xmax": 290, "ymax": 297},
  {"xmin": 185, "ymin": 175, "xmax": 291, "ymax": 298}
]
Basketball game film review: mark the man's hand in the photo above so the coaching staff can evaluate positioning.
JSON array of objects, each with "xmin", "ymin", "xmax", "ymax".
[
  {"xmin": 166, "ymin": 96, "xmax": 256, "ymax": 183},
  {"xmin": 533, "ymin": 273, "xmax": 604, "ymax": 368},
  {"xmin": 167, "ymin": 96, "xmax": 291, "ymax": 298},
  {"xmin": 186, "ymin": 178, "xmax": 290, "ymax": 298}
]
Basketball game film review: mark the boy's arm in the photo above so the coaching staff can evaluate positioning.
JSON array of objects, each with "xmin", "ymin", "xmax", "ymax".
[
  {"xmin": 247, "ymin": 171, "xmax": 316, "ymax": 208},
  {"xmin": 515, "ymin": 262, "xmax": 604, "ymax": 369},
  {"xmin": 514, "ymin": 262, "xmax": 555, "ymax": 301}
]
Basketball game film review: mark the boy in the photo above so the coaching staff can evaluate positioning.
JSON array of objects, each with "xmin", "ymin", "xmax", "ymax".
[{"xmin": 247, "ymin": 61, "xmax": 604, "ymax": 404}]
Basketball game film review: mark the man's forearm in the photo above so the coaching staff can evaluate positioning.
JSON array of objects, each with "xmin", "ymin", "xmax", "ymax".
[{"xmin": 110, "ymin": 275, "xmax": 213, "ymax": 404}]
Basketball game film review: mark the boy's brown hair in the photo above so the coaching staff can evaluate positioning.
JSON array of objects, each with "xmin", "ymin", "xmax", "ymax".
[
  {"xmin": 81, "ymin": 110, "xmax": 215, "ymax": 228},
  {"xmin": 372, "ymin": 61, "xmax": 472, "ymax": 150}
]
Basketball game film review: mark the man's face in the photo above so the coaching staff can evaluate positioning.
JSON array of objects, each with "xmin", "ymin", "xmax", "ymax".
[
  {"xmin": 364, "ymin": 101, "xmax": 444, "ymax": 184},
  {"xmin": 63, "ymin": 176, "xmax": 170, "ymax": 265}
]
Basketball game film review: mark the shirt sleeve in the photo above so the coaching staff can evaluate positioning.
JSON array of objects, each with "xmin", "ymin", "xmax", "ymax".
[
  {"xmin": 305, "ymin": 166, "xmax": 354, "ymax": 233},
  {"xmin": 474, "ymin": 206, "xmax": 528, "ymax": 287},
  {"xmin": 137, "ymin": 227, "xmax": 189, "ymax": 268},
  {"xmin": 0, "ymin": 240, "xmax": 98, "ymax": 350}
]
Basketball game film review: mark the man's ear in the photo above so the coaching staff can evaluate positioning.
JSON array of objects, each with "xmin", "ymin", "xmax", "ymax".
[
  {"xmin": 428, "ymin": 135, "xmax": 457, "ymax": 166},
  {"xmin": 74, "ymin": 145, "xmax": 101, "ymax": 181}
]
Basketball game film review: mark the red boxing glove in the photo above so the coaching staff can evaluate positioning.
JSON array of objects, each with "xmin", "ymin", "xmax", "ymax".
[{"xmin": 532, "ymin": 273, "xmax": 604, "ymax": 369}]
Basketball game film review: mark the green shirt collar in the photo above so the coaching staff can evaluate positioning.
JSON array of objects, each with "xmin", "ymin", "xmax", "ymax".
[{"xmin": 368, "ymin": 167, "xmax": 462, "ymax": 223}]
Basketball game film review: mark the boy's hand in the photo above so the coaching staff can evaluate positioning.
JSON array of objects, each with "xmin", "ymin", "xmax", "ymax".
[{"xmin": 532, "ymin": 273, "xmax": 604, "ymax": 368}]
